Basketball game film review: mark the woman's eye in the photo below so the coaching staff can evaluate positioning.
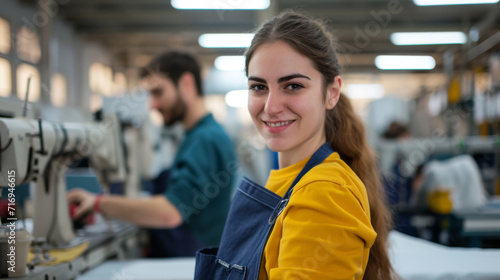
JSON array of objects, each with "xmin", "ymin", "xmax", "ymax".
[
  {"xmin": 249, "ymin": 84, "xmax": 267, "ymax": 91},
  {"xmin": 285, "ymin": 83, "xmax": 303, "ymax": 91}
]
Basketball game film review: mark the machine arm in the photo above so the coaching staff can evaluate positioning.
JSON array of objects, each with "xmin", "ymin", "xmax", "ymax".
[{"xmin": 0, "ymin": 115, "xmax": 126, "ymax": 246}]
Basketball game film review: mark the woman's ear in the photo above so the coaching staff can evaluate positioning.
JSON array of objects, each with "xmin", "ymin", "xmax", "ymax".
[{"xmin": 326, "ymin": 76, "xmax": 341, "ymax": 110}]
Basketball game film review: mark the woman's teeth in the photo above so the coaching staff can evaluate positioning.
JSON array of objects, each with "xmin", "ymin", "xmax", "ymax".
[{"xmin": 267, "ymin": 121, "xmax": 292, "ymax": 127}]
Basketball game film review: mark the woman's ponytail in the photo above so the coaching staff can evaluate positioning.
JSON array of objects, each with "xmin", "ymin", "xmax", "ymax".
[{"xmin": 326, "ymin": 94, "xmax": 394, "ymax": 280}]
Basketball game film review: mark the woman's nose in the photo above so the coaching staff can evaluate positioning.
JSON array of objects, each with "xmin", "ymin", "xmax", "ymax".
[{"xmin": 264, "ymin": 89, "xmax": 285, "ymax": 115}]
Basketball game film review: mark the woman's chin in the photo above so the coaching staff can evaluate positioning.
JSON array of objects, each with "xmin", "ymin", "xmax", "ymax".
[{"xmin": 266, "ymin": 141, "xmax": 289, "ymax": 153}]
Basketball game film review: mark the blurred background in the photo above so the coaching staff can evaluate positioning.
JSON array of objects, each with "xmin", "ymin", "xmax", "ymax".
[
  {"xmin": 1, "ymin": 0, "xmax": 498, "ymax": 135},
  {"xmin": 2, "ymin": 0, "xmax": 500, "ymax": 253}
]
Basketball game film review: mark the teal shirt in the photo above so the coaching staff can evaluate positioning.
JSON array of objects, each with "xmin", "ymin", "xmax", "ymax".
[{"xmin": 165, "ymin": 114, "xmax": 237, "ymax": 246}]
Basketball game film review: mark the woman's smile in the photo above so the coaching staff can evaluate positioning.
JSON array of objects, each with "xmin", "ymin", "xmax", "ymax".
[{"xmin": 263, "ymin": 120, "xmax": 295, "ymax": 133}]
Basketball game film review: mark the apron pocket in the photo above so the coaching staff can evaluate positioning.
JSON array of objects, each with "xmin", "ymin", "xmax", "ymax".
[
  {"xmin": 194, "ymin": 247, "xmax": 247, "ymax": 280},
  {"xmin": 195, "ymin": 247, "xmax": 218, "ymax": 279}
]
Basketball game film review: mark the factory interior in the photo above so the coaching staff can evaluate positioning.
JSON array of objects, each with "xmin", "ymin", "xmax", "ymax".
[{"xmin": 1, "ymin": 0, "xmax": 500, "ymax": 279}]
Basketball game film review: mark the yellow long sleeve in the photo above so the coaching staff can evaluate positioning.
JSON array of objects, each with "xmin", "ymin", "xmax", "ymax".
[{"xmin": 260, "ymin": 153, "xmax": 376, "ymax": 280}]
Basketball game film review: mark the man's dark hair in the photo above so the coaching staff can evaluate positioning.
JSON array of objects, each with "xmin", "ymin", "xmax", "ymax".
[{"xmin": 139, "ymin": 51, "xmax": 203, "ymax": 96}]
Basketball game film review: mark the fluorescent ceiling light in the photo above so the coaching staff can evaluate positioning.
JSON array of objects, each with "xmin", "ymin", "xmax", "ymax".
[
  {"xmin": 215, "ymin": 56, "xmax": 246, "ymax": 71},
  {"xmin": 199, "ymin": 33, "xmax": 254, "ymax": 48},
  {"xmin": 225, "ymin": 90, "xmax": 248, "ymax": 108},
  {"xmin": 345, "ymin": 84, "xmax": 385, "ymax": 99},
  {"xmin": 225, "ymin": 89, "xmax": 248, "ymax": 108},
  {"xmin": 172, "ymin": 0, "xmax": 269, "ymax": 10},
  {"xmin": 391, "ymin": 32, "xmax": 467, "ymax": 45},
  {"xmin": 414, "ymin": 0, "xmax": 498, "ymax": 5},
  {"xmin": 375, "ymin": 55, "xmax": 436, "ymax": 70}
]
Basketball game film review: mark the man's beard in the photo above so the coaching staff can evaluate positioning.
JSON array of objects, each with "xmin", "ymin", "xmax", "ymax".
[{"xmin": 163, "ymin": 93, "xmax": 187, "ymax": 127}]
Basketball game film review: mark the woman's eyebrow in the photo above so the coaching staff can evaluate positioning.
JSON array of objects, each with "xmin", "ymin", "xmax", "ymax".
[
  {"xmin": 278, "ymin": 73, "xmax": 310, "ymax": 83},
  {"xmin": 248, "ymin": 74, "xmax": 311, "ymax": 84},
  {"xmin": 248, "ymin": 76, "xmax": 266, "ymax": 83}
]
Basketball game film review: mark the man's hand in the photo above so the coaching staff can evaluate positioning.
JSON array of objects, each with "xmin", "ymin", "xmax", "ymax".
[{"xmin": 67, "ymin": 188, "xmax": 96, "ymax": 219}]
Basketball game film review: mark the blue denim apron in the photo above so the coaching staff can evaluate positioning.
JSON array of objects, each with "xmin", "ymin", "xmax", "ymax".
[
  {"xmin": 194, "ymin": 143, "xmax": 334, "ymax": 280},
  {"xmin": 148, "ymin": 169, "xmax": 205, "ymax": 257}
]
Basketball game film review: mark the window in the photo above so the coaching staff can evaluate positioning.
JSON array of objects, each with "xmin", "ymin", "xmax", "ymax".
[
  {"xmin": 112, "ymin": 72, "xmax": 127, "ymax": 95},
  {"xmin": 0, "ymin": 17, "xmax": 10, "ymax": 54},
  {"xmin": 0, "ymin": 58, "xmax": 11, "ymax": 97},
  {"xmin": 89, "ymin": 62, "xmax": 113, "ymax": 96},
  {"xmin": 51, "ymin": 73, "xmax": 67, "ymax": 107},
  {"xmin": 17, "ymin": 63, "xmax": 40, "ymax": 102},
  {"xmin": 90, "ymin": 93, "xmax": 102, "ymax": 113},
  {"xmin": 17, "ymin": 26, "xmax": 41, "ymax": 64}
]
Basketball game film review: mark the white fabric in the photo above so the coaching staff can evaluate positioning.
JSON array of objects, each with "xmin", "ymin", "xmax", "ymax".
[
  {"xmin": 77, "ymin": 232, "xmax": 500, "ymax": 280},
  {"xmin": 390, "ymin": 231, "xmax": 500, "ymax": 280},
  {"xmin": 411, "ymin": 154, "xmax": 487, "ymax": 211},
  {"xmin": 77, "ymin": 258, "xmax": 195, "ymax": 280}
]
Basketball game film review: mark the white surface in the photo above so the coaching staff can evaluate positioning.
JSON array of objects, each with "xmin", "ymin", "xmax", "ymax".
[
  {"xmin": 77, "ymin": 232, "xmax": 500, "ymax": 280},
  {"xmin": 390, "ymin": 231, "xmax": 500, "ymax": 280},
  {"xmin": 77, "ymin": 258, "xmax": 195, "ymax": 280}
]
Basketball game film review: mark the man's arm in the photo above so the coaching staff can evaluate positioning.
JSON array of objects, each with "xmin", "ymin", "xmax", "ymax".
[{"xmin": 67, "ymin": 188, "xmax": 182, "ymax": 228}]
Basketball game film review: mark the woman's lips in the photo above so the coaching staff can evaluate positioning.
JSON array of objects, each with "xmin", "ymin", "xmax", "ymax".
[{"xmin": 264, "ymin": 120, "xmax": 295, "ymax": 133}]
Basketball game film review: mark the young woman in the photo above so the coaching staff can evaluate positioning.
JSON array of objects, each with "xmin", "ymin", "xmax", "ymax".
[{"xmin": 195, "ymin": 11, "xmax": 395, "ymax": 280}]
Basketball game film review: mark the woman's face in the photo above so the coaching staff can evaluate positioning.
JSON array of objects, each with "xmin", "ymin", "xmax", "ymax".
[{"xmin": 247, "ymin": 41, "xmax": 340, "ymax": 164}]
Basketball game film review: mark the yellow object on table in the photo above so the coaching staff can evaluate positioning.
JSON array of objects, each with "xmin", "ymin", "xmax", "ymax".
[
  {"xmin": 27, "ymin": 242, "xmax": 89, "ymax": 266},
  {"xmin": 427, "ymin": 189, "xmax": 453, "ymax": 214},
  {"xmin": 448, "ymin": 76, "xmax": 461, "ymax": 104}
]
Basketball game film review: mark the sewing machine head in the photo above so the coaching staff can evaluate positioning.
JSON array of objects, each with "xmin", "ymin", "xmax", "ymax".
[{"xmin": 0, "ymin": 115, "xmax": 127, "ymax": 247}]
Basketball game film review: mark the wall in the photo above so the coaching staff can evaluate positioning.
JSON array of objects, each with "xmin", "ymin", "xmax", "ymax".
[{"xmin": 0, "ymin": 0, "xmax": 113, "ymax": 118}]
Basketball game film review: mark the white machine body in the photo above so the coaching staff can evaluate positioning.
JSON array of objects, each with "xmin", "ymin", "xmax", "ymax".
[{"xmin": 0, "ymin": 116, "xmax": 126, "ymax": 246}]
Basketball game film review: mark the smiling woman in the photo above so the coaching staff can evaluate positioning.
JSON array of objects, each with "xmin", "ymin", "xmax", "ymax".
[
  {"xmin": 247, "ymin": 41, "xmax": 338, "ymax": 167},
  {"xmin": 194, "ymin": 10, "xmax": 395, "ymax": 280}
]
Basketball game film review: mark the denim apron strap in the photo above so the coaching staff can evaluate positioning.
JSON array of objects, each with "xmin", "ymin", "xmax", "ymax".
[
  {"xmin": 268, "ymin": 143, "xmax": 334, "ymax": 225},
  {"xmin": 194, "ymin": 142, "xmax": 334, "ymax": 280}
]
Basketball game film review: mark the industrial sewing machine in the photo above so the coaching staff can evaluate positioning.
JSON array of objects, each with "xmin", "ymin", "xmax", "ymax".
[
  {"xmin": 0, "ymin": 114, "xmax": 127, "ymax": 246},
  {"xmin": 0, "ymin": 112, "xmax": 137, "ymax": 279}
]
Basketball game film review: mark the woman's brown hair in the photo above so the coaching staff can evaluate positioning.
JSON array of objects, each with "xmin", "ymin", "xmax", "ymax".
[{"xmin": 245, "ymin": 11, "xmax": 395, "ymax": 280}]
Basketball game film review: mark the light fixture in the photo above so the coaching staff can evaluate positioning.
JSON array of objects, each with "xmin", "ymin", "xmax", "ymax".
[
  {"xmin": 375, "ymin": 55, "xmax": 436, "ymax": 70},
  {"xmin": 391, "ymin": 32, "xmax": 467, "ymax": 45},
  {"xmin": 413, "ymin": 0, "xmax": 498, "ymax": 5},
  {"xmin": 172, "ymin": 0, "xmax": 269, "ymax": 10},
  {"xmin": 225, "ymin": 90, "xmax": 248, "ymax": 108},
  {"xmin": 345, "ymin": 84, "xmax": 385, "ymax": 99},
  {"xmin": 215, "ymin": 56, "xmax": 246, "ymax": 71},
  {"xmin": 199, "ymin": 33, "xmax": 254, "ymax": 48}
]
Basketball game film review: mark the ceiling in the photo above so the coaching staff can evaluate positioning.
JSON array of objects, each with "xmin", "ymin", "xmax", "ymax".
[{"xmin": 19, "ymin": 0, "xmax": 500, "ymax": 74}]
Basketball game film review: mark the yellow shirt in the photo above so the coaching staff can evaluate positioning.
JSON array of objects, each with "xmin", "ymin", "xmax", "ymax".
[{"xmin": 259, "ymin": 152, "xmax": 376, "ymax": 280}]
